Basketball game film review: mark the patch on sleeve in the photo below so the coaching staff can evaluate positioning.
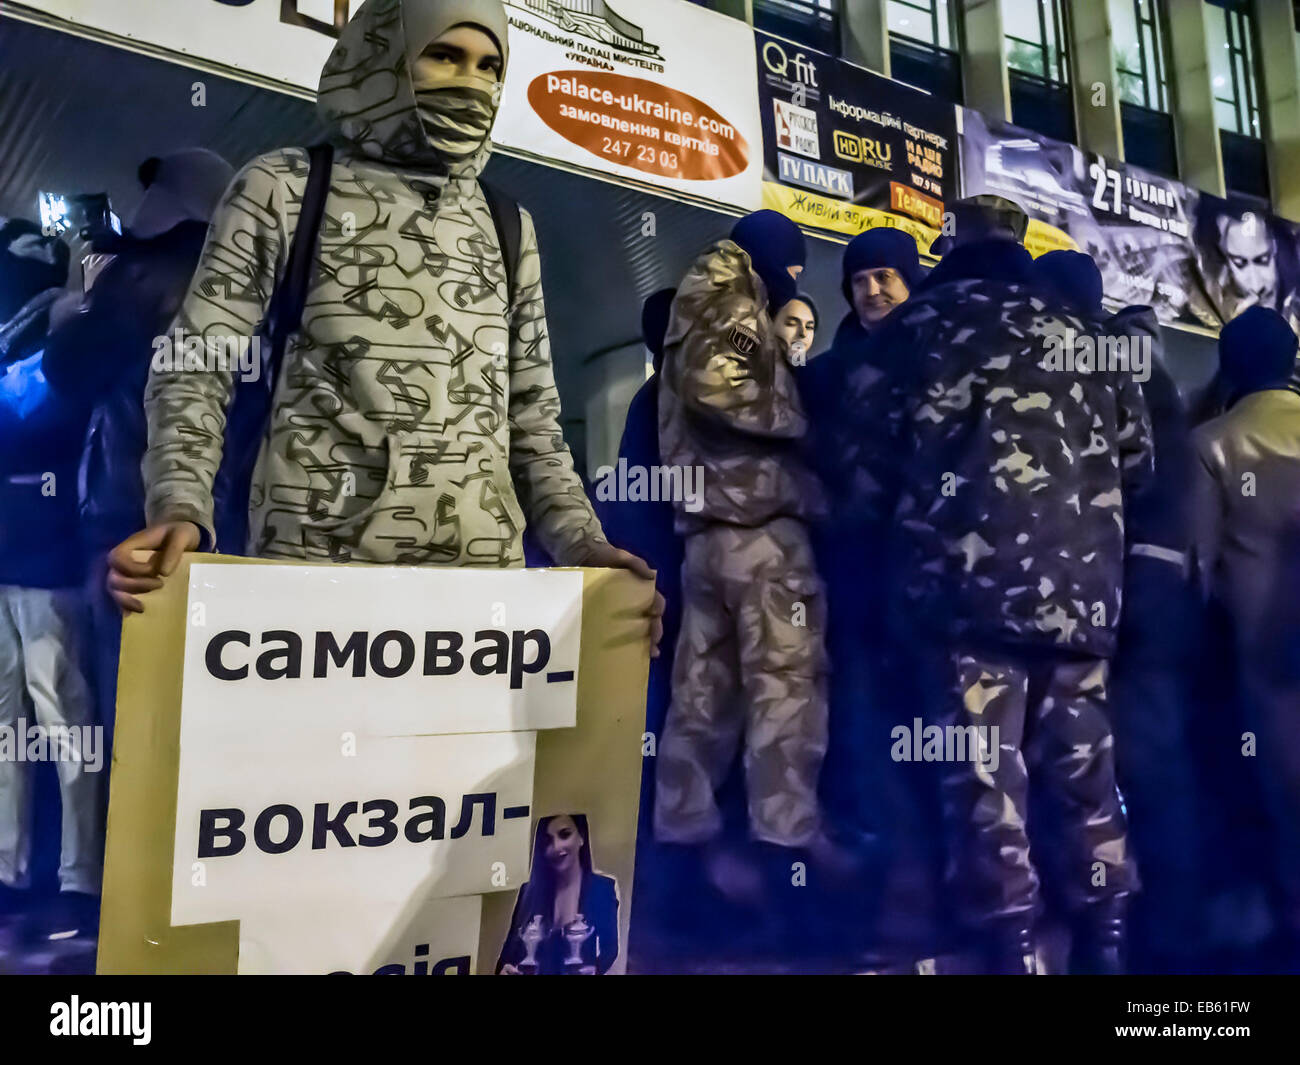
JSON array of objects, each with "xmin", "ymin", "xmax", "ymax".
[{"xmin": 728, "ymin": 324, "xmax": 759, "ymax": 356}]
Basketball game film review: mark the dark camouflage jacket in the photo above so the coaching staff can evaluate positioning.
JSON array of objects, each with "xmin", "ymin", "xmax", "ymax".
[
  {"xmin": 843, "ymin": 240, "xmax": 1154, "ymax": 657},
  {"xmin": 658, "ymin": 240, "xmax": 819, "ymax": 534}
]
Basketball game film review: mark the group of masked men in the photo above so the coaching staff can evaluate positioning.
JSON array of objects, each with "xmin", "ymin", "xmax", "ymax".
[{"xmin": 622, "ymin": 195, "xmax": 1300, "ymax": 975}]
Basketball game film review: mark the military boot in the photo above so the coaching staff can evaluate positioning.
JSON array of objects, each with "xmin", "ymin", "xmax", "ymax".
[
  {"xmin": 1071, "ymin": 897, "xmax": 1128, "ymax": 975},
  {"xmin": 984, "ymin": 918, "xmax": 1042, "ymax": 974}
]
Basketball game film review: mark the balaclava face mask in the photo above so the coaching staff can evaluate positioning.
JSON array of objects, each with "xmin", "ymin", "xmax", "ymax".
[
  {"xmin": 405, "ymin": 0, "xmax": 507, "ymax": 167},
  {"xmin": 413, "ymin": 75, "xmax": 500, "ymax": 167},
  {"xmin": 317, "ymin": 0, "xmax": 508, "ymax": 174},
  {"xmin": 730, "ymin": 210, "xmax": 806, "ymax": 313}
]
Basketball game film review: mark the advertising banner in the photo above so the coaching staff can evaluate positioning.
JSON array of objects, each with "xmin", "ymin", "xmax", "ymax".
[
  {"xmin": 959, "ymin": 108, "xmax": 1194, "ymax": 303},
  {"xmin": 15, "ymin": 0, "xmax": 764, "ymax": 211},
  {"xmin": 1169, "ymin": 192, "xmax": 1300, "ymax": 334},
  {"xmin": 98, "ymin": 555, "xmax": 652, "ymax": 975},
  {"xmin": 493, "ymin": 0, "xmax": 763, "ymax": 209},
  {"xmin": 754, "ymin": 31, "xmax": 957, "ymax": 247},
  {"xmin": 958, "ymin": 108, "xmax": 1300, "ymax": 334},
  {"xmin": 6, "ymin": 0, "xmax": 336, "ymax": 89}
]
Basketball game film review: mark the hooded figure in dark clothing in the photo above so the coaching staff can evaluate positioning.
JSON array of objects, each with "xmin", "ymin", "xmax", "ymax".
[
  {"xmin": 1193, "ymin": 307, "xmax": 1300, "ymax": 963},
  {"xmin": 606, "ymin": 288, "xmax": 682, "ymax": 852},
  {"xmin": 1035, "ymin": 249, "xmax": 1206, "ymax": 972},
  {"xmin": 0, "ymin": 220, "xmax": 105, "ymax": 923},
  {"xmin": 788, "ymin": 228, "xmax": 935, "ymax": 957},
  {"xmin": 44, "ymin": 149, "xmax": 236, "ymax": 558},
  {"xmin": 0, "ymin": 220, "xmax": 78, "ymax": 589},
  {"xmin": 0, "ymin": 219, "xmax": 71, "ymax": 367},
  {"xmin": 845, "ymin": 199, "xmax": 1153, "ymax": 974},
  {"xmin": 42, "ymin": 148, "xmax": 235, "ymax": 751}
]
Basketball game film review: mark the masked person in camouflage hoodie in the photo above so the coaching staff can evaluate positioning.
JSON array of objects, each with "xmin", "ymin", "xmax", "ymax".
[
  {"xmin": 654, "ymin": 211, "xmax": 833, "ymax": 887},
  {"xmin": 843, "ymin": 197, "xmax": 1154, "ymax": 973},
  {"xmin": 107, "ymin": 0, "xmax": 662, "ymax": 640}
]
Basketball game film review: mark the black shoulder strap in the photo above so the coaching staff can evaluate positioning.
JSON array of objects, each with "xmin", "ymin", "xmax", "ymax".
[
  {"xmin": 265, "ymin": 142, "xmax": 334, "ymax": 371},
  {"xmin": 480, "ymin": 178, "xmax": 522, "ymax": 303}
]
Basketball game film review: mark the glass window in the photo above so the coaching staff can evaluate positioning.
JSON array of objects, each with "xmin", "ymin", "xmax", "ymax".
[
  {"xmin": 1003, "ymin": 0, "xmax": 1070, "ymax": 85},
  {"xmin": 887, "ymin": 0, "xmax": 962, "ymax": 102},
  {"xmin": 1204, "ymin": 0, "xmax": 1262, "ymax": 137},
  {"xmin": 887, "ymin": 0, "xmax": 955, "ymax": 51},
  {"xmin": 757, "ymin": 0, "xmax": 838, "ymax": 21},
  {"xmin": 1111, "ymin": 0, "xmax": 1169, "ymax": 110},
  {"xmin": 753, "ymin": 0, "xmax": 839, "ymax": 54}
]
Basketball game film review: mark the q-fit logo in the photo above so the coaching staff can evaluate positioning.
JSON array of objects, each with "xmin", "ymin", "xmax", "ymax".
[{"xmin": 762, "ymin": 39, "xmax": 819, "ymax": 87}]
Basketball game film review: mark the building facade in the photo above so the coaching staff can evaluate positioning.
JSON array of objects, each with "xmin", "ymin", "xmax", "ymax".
[{"xmin": 696, "ymin": 0, "xmax": 1300, "ymax": 219}]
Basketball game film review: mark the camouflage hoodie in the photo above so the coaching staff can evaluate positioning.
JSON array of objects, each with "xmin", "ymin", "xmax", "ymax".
[
  {"xmin": 143, "ymin": 0, "xmax": 605, "ymax": 566},
  {"xmin": 658, "ymin": 239, "xmax": 819, "ymax": 534},
  {"xmin": 845, "ymin": 239, "xmax": 1154, "ymax": 657}
]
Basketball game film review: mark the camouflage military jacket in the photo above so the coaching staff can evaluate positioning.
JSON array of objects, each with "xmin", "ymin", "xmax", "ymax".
[
  {"xmin": 143, "ymin": 0, "xmax": 604, "ymax": 566},
  {"xmin": 843, "ymin": 241, "xmax": 1154, "ymax": 656},
  {"xmin": 658, "ymin": 240, "xmax": 820, "ymax": 534}
]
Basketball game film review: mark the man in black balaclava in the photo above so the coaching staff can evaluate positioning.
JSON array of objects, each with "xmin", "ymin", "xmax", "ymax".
[{"xmin": 729, "ymin": 209, "xmax": 806, "ymax": 313}]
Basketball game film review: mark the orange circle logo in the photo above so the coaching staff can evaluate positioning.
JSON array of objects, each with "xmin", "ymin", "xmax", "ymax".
[{"xmin": 528, "ymin": 70, "xmax": 749, "ymax": 182}]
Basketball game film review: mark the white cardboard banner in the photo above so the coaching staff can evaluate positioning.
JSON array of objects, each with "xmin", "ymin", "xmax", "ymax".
[
  {"xmin": 171, "ymin": 727, "xmax": 537, "ymax": 925},
  {"xmin": 182, "ymin": 564, "xmax": 584, "ymax": 735},
  {"xmin": 169, "ymin": 563, "xmax": 584, "ymax": 954},
  {"xmin": 235, "ymin": 894, "xmax": 484, "ymax": 975}
]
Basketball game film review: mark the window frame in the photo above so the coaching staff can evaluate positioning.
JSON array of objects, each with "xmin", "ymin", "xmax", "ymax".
[
  {"xmin": 1114, "ymin": 0, "xmax": 1170, "ymax": 112},
  {"xmin": 1209, "ymin": 0, "xmax": 1263, "ymax": 137},
  {"xmin": 1004, "ymin": 0, "xmax": 1072, "ymax": 88},
  {"xmin": 888, "ymin": 0, "xmax": 956, "ymax": 50}
]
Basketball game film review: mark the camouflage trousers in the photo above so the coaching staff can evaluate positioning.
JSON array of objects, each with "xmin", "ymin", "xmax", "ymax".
[
  {"xmin": 654, "ymin": 518, "xmax": 828, "ymax": 848},
  {"xmin": 915, "ymin": 644, "xmax": 1139, "ymax": 928}
]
